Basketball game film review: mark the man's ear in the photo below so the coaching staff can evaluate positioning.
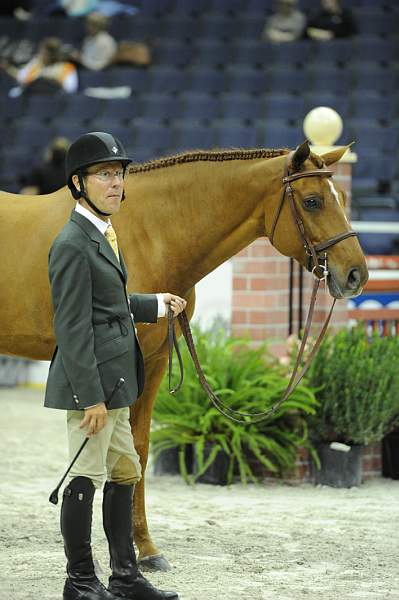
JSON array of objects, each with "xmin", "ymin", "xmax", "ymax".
[
  {"xmin": 72, "ymin": 173, "xmax": 80, "ymax": 191},
  {"xmin": 321, "ymin": 144, "xmax": 353, "ymax": 166},
  {"xmin": 291, "ymin": 140, "xmax": 310, "ymax": 171}
]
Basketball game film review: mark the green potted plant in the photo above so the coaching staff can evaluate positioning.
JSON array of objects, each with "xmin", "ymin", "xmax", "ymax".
[
  {"xmin": 304, "ymin": 325, "xmax": 399, "ymax": 487},
  {"xmin": 151, "ymin": 322, "xmax": 319, "ymax": 485}
]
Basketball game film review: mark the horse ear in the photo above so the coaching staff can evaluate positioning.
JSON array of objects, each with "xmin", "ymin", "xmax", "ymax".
[
  {"xmin": 291, "ymin": 140, "xmax": 310, "ymax": 171},
  {"xmin": 321, "ymin": 144, "xmax": 353, "ymax": 166}
]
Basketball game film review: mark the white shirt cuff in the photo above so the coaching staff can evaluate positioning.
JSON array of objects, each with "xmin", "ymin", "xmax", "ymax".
[{"xmin": 156, "ymin": 293, "xmax": 166, "ymax": 318}]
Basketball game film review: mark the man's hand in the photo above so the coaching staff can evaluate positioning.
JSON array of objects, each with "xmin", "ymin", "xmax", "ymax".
[
  {"xmin": 163, "ymin": 293, "xmax": 187, "ymax": 317},
  {"xmin": 80, "ymin": 402, "xmax": 108, "ymax": 437}
]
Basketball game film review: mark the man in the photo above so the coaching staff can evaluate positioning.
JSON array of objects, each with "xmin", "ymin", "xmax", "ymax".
[
  {"xmin": 45, "ymin": 131, "xmax": 185, "ymax": 600},
  {"xmin": 262, "ymin": 0, "xmax": 306, "ymax": 43}
]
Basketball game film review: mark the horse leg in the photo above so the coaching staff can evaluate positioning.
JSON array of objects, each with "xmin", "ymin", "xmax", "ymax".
[{"xmin": 129, "ymin": 351, "xmax": 170, "ymax": 571}]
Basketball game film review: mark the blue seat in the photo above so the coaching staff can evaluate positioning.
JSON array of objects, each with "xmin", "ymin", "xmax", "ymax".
[
  {"xmin": 163, "ymin": 16, "xmax": 202, "ymax": 39},
  {"xmin": 121, "ymin": 16, "xmax": 164, "ymax": 40},
  {"xmin": 239, "ymin": 15, "xmax": 265, "ymax": 39},
  {"xmin": 99, "ymin": 98, "xmax": 138, "ymax": 123},
  {"xmin": 180, "ymin": 93, "xmax": 221, "ymax": 120},
  {"xmin": 270, "ymin": 67, "xmax": 312, "ymax": 94},
  {"xmin": 353, "ymin": 65, "xmax": 397, "ymax": 94},
  {"xmin": 209, "ymin": 0, "xmax": 246, "ymax": 12},
  {"xmin": 226, "ymin": 66, "xmax": 270, "ymax": 95},
  {"xmin": 130, "ymin": 119, "xmax": 174, "ymax": 150},
  {"xmin": 24, "ymin": 95, "xmax": 65, "ymax": 123},
  {"xmin": 352, "ymin": 153, "xmax": 397, "ymax": 182},
  {"xmin": 304, "ymin": 92, "xmax": 351, "ymax": 119},
  {"xmin": 311, "ymin": 67, "xmax": 353, "ymax": 94},
  {"xmin": 188, "ymin": 67, "xmax": 227, "ymax": 93},
  {"xmin": 355, "ymin": 37, "xmax": 397, "ymax": 62},
  {"xmin": 148, "ymin": 67, "xmax": 186, "ymax": 93},
  {"xmin": 351, "ymin": 92, "xmax": 395, "ymax": 120},
  {"xmin": 235, "ymin": 40, "xmax": 270, "ymax": 67},
  {"xmin": 200, "ymin": 15, "xmax": 240, "ymax": 40},
  {"xmin": 79, "ymin": 71, "xmax": 109, "ymax": 89},
  {"xmin": 0, "ymin": 97, "xmax": 27, "ymax": 123},
  {"xmin": 256, "ymin": 121, "xmax": 301, "ymax": 150},
  {"xmin": 106, "ymin": 68, "xmax": 142, "ymax": 87},
  {"xmin": 62, "ymin": 96, "xmax": 104, "ymax": 122},
  {"xmin": 173, "ymin": 0, "xmax": 212, "ymax": 13},
  {"xmin": 311, "ymin": 39, "xmax": 354, "ymax": 64},
  {"xmin": 194, "ymin": 40, "xmax": 233, "ymax": 67},
  {"xmin": 214, "ymin": 120, "xmax": 257, "ymax": 148},
  {"xmin": 348, "ymin": 119, "xmax": 397, "ymax": 153},
  {"xmin": 271, "ymin": 41, "xmax": 313, "ymax": 66},
  {"xmin": 357, "ymin": 11, "xmax": 396, "ymax": 35},
  {"xmin": 221, "ymin": 93, "xmax": 263, "ymax": 121},
  {"xmin": 265, "ymin": 93, "xmax": 306, "ymax": 121},
  {"xmin": 139, "ymin": 93, "xmax": 182, "ymax": 120},
  {"xmin": 173, "ymin": 122, "xmax": 218, "ymax": 150},
  {"xmin": 12, "ymin": 120, "xmax": 54, "ymax": 149},
  {"xmin": 139, "ymin": 0, "xmax": 175, "ymax": 15},
  {"xmin": 152, "ymin": 41, "xmax": 193, "ymax": 67},
  {"xmin": 22, "ymin": 17, "xmax": 84, "ymax": 44}
]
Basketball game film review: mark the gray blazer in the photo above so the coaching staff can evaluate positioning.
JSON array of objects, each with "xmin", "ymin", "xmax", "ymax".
[{"xmin": 44, "ymin": 210, "xmax": 158, "ymax": 411}]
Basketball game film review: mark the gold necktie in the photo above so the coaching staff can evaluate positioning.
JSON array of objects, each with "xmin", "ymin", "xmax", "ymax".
[{"xmin": 105, "ymin": 225, "xmax": 119, "ymax": 261}]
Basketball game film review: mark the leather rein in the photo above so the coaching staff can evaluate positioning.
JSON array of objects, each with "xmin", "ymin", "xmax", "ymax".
[{"xmin": 167, "ymin": 151, "xmax": 358, "ymax": 423}]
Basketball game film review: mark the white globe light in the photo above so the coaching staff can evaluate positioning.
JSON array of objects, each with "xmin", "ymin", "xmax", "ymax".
[{"xmin": 303, "ymin": 106, "xmax": 343, "ymax": 146}]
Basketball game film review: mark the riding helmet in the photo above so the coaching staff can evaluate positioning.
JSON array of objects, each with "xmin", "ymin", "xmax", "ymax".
[{"xmin": 66, "ymin": 131, "xmax": 132, "ymax": 197}]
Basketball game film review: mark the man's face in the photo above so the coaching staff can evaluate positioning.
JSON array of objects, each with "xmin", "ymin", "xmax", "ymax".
[{"xmin": 73, "ymin": 161, "xmax": 125, "ymax": 218}]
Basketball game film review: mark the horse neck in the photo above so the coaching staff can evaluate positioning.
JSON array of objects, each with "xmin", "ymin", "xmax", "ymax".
[{"xmin": 119, "ymin": 154, "xmax": 286, "ymax": 292}]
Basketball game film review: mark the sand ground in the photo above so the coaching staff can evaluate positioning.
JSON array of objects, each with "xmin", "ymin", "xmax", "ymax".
[{"xmin": 0, "ymin": 388, "xmax": 398, "ymax": 600}]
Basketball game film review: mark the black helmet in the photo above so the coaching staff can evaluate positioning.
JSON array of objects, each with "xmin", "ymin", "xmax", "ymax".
[{"xmin": 66, "ymin": 131, "xmax": 132, "ymax": 198}]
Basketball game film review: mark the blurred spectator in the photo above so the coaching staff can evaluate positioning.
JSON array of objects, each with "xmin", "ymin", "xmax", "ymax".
[
  {"xmin": 60, "ymin": 0, "xmax": 139, "ymax": 17},
  {"xmin": 2, "ymin": 37, "xmax": 78, "ymax": 96},
  {"xmin": 71, "ymin": 12, "xmax": 117, "ymax": 70},
  {"xmin": 68, "ymin": 12, "xmax": 151, "ymax": 69},
  {"xmin": 307, "ymin": 0, "xmax": 357, "ymax": 40},
  {"xmin": 0, "ymin": 0, "xmax": 32, "ymax": 18},
  {"xmin": 262, "ymin": 0, "xmax": 306, "ymax": 43},
  {"xmin": 19, "ymin": 137, "xmax": 69, "ymax": 194}
]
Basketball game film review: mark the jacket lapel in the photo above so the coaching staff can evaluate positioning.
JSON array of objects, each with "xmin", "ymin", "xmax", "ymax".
[
  {"xmin": 70, "ymin": 211, "xmax": 126, "ymax": 281},
  {"xmin": 119, "ymin": 250, "xmax": 128, "ymax": 281}
]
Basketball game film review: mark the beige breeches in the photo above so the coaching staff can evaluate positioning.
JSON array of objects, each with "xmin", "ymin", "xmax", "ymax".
[{"xmin": 66, "ymin": 407, "xmax": 142, "ymax": 489}]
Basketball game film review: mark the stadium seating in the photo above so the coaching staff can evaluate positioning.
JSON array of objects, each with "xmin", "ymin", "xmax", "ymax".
[{"xmin": 0, "ymin": 0, "xmax": 397, "ymax": 195}]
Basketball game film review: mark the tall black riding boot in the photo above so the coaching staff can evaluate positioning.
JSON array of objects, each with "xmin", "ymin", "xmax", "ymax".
[
  {"xmin": 102, "ymin": 481, "xmax": 179, "ymax": 600},
  {"xmin": 61, "ymin": 476, "xmax": 120, "ymax": 600}
]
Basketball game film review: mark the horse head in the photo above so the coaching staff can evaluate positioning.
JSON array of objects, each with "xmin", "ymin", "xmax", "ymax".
[{"xmin": 266, "ymin": 140, "xmax": 368, "ymax": 299}]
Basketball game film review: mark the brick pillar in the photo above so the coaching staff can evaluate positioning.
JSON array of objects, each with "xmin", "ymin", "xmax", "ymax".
[{"xmin": 232, "ymin": 158, "xmax": 354, "ymax": 357}]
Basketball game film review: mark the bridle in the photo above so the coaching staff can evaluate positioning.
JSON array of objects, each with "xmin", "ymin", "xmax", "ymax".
[
  {"xmin": 167, "ymin": 151, "xmax": 358, "ymax": 424},
  {"xmin": 269, "ymin": 150, "xmax": 358, "ymax": 280}
]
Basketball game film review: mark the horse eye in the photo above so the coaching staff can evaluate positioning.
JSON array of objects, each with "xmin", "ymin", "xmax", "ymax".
[{"xmin": 303, "ymin": 196, "xmax": 322, "ymax": 211}]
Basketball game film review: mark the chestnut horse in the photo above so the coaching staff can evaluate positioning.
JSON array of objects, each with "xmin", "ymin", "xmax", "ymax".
[{"xmin": 0, "ymin": 141, "xmax": 368, "ymax": 570}]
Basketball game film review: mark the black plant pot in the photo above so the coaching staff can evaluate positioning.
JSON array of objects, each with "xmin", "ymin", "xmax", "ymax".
[
  {"xmin": 382, "ymin": 430, "xmax": 399, "ymax": 480},
  {"xmin": 194, "ymin": 443, "xmax": 230, "ymax": 486},
  {"xmin": 314, "ymin": 443, "xmax": 363, "ymax": 488},
  {"xmin": 153, "ymin": 445, "xmax": 193, "ymax": 476}
]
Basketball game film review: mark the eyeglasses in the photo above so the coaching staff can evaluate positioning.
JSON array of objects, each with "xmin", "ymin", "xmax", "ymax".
[{"xmin": 85, "ymin": 169, "xmax": 125, "ymax": 182}]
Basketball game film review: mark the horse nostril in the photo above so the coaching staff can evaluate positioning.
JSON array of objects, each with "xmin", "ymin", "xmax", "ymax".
[{"xmin": 347, "ymin": 268, "xmax": 361, "ymax": 289}]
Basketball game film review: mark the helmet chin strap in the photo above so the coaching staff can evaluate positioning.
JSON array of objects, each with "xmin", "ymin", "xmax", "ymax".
[{"xmin": 78, "ymin": 172, "xmax": 112, "ymax": 217}]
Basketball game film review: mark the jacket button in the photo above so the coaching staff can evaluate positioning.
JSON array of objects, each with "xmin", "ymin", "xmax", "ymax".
[{"xmin": 73, "ymin": 394, "xmax": 79, "ymax": 405}]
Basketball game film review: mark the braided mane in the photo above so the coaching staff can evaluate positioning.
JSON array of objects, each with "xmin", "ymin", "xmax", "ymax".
[{"xmin": 128, "ymin": 148, "xmax": 289, "ymax": 174}]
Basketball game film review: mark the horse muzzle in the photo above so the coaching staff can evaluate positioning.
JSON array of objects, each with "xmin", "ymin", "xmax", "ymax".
[{"xmin": 327, "ymin": 265, "xmax": 368, "ymax": 299}]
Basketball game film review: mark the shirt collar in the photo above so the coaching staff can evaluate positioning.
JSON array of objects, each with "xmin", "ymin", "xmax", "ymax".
[{"xmin": 74, "ymin": 202, "xmax": 110, "ymax": 235}]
